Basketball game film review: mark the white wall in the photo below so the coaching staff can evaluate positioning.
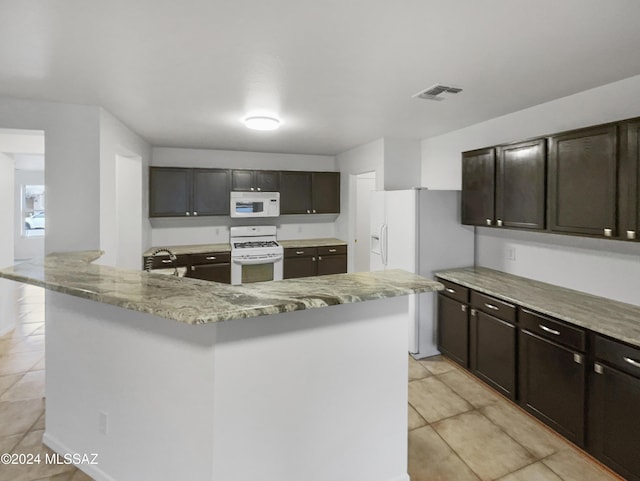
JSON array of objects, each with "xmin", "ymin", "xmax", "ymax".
[
  {"xmin": 383, "ymin": 138, "xmax": 421, "ymax": 190},
  {"xmin": 150, "ymin": 147, "xmax": 337, "ymax": 246},
  {"xmin": 0, "ymin": 97, "xmax": 101, "ymax": 254},
  {"xmin": 14, "ymin": 169, "xmax": 45, "ymax": 260},
  {"xmin": 99, "ymin": 109, "xmax": 151, "ymax": 267},
  {"xmin": 0, "ymin": 153, "xmax": 16, "ymax": 334},
  {"xmin": 421, "ymin": 73, "xmax": 640, "ymax": 189},
  {"xmin": 420, "ymin": 74, "xmax": 640, "ymax": 304}
]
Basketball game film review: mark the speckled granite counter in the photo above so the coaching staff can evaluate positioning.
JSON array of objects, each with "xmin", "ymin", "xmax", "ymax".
[
  {"xmin": 143, "ymin": 238, "xmax": 347, "ymax": 256},
  {"xmin": 0, "ymin": 251, "xmax": 442, "ymax": 325},
  {"xmin": 436, "ymin": 266, "xmax": 640, "ymax": 348}
]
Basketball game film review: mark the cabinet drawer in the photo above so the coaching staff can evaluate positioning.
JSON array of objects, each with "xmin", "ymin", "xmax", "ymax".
[
  {"xmin": 595, "ymin": 336, "xmax": 640, "ymax": 379},
  {"xmin": 284, "ymin": 247, "xmax": 318, "ymax": 258},
  {"xmin": 317, "ymin": 245, "xmax": 346, "ymax": 256},
  {"xmin": 144, "ymin": 254, "xmax": 189, "ymax": 269},
  {"xmin": 471, "ymin": 291, "xmax": 516, "ymax": 323},
  {"xmin": 519, "ymin": 309, "xmax": 586, "ymax": 352},
  {"xmin": 190, "ymin": 252, "xmax": 230, "ymax": 265},
  {"xmin": 438, "ymin": 279, "xmax": 469, "ymax": 304}
]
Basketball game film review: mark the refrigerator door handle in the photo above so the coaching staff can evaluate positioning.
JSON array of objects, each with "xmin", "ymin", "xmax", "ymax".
[{"xmin": 381, "ymin": 223, "xmax": 388, "ymax": 266}]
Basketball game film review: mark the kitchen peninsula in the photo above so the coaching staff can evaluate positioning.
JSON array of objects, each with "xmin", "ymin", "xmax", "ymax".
[{"xmin": 0, "ymin": 251, "xmax": 442, "ymax": 481}]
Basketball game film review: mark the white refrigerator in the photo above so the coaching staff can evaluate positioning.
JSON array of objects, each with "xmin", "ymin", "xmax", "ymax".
[{"xmin": 370, "ymin": 189, "xmax": 475, "ymax": 358}]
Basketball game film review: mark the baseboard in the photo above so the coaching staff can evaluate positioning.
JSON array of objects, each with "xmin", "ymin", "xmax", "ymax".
[{"xmin": 42, "ymin": 432, "xmax": 117, "ymax": 481}]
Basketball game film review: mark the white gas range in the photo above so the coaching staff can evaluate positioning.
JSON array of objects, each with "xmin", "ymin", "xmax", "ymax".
[{"xmin": 230, "ymin": 226, "xmax": 284, "ymax": 285}]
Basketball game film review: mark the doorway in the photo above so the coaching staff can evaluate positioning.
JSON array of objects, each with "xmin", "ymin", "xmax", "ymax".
[{"xmin": 353, "ymin": 171, "xmax": 376, "ymax": 272}]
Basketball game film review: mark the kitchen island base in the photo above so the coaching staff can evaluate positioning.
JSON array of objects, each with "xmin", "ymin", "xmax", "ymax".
[{"xmin": 43, "ymin": 291, "xmax": 411, "ymax": 481}]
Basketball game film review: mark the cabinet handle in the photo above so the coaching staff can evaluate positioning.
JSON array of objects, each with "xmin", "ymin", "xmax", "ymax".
[
  {"xmin": 627, "ymin": 230, "xmax": 637, "ymax": 240},
  {"xmin": 186, "ymin": 212, "xmax": 190, "ymax": 216},
  {"xmin": 445, "ymin": 288, "xmax": 456, "ymax": 294},
  {"xmin": 486, "ymin": 218, "xmax": 492, "ymax": 226},
  {"xmin": 313, "ymin": 209, "xmax": 317, "ymax": 213},
  {"xmin": 192, "ymin": 266, "xmax": 197, "ymax": 271},
  {"xmin": 312, "ymin": 257, "xmax": 316, "ymax": 261},
  {"xmin": 250, "ymin": 187, "xmax": 255, "ymax": 191},
  {"xmin": 604, "ymin": 228, "xmax": 612, "ymax": 237},
  {"xmin": 318, "ymin": 256, "xmax": 322, "ymax": 260},
  {"xmin": 470, "ymin": 308, "xmax": 476, "ymax": 316},
  {"xmin": 539, "ymin": 324, "xmax": 561, "ymax": 336},
  {"xmin": 594, "ymin": 363, "xmax": 604, "ymax": 374},
  {"xmin": 193, "ymin": 212, "xmax": 198, "ymax": 216},
  {"xmin": 307, "ymin": 209, "xmax": 311, "ymax": 214},
  {"xmin": 496, "ymin": 219, "xmax": 503, "ymax": 227},
  {"xmin": 484, "ymin": 303, "xmax": 499, "ymax": 311},
  {"xmin": 573, "ymin": 353, "xmax": 583, "ymax": 364},
  {"xmin": 161, "ymin": 259, "xmax": 173, "ymax": 264},
  {"xmin": 624, "ymin": 357, "xmax": 640, "ymax": 369},
  {"xmin": 205, "ymin": 256, "xmax": 216, "ymax": 260},
  {"xmin": 328, "ymin": 248, "xmax": 337, "ymax": 253},
  {"xmin": 257, "ymin": 187, "xmax": 261, "ymax": 191},
  {"xmin": 461, "ymin": 305, "xmax": 467, "ymax": 312},
  {"xmin": 296, "ymin": 251, "xmax": 304, "ymax": 255}
]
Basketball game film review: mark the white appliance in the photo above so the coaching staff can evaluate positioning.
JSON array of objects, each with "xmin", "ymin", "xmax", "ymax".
[
  {"xmin": 370, "ymin": 189, "xmax": 475, "ymax": 358},
  {"xmin": 230, "ymin": 191, "xmax": 280, "ymax": 218},
  {"xmin": 230, "ymin": 226, "xmax": 284, "ymax": 285}
]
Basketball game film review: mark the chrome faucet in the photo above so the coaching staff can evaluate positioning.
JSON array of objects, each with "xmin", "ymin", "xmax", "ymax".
[{"xmin": 144, "ymin": 248, "xmax": 179, "ymax": 276}]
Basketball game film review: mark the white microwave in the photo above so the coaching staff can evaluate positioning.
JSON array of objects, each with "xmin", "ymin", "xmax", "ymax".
[{"xmin": 230, "ymin": 191, "xmax": 280, "ymax": 218}]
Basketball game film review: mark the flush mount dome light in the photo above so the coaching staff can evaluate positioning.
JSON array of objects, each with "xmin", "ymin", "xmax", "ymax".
[{"xmin": 244, "ymin": 116, "xmax": 281, "ymax": 131}]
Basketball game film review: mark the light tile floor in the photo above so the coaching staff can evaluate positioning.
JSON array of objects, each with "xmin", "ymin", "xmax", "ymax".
[
  {"xmin": 0, "ymin": 284, "xmax": 625, "ymax": 481},
  {"xmin": 408, "ymin": 355, "xmax": 624, "ymax": 481}
]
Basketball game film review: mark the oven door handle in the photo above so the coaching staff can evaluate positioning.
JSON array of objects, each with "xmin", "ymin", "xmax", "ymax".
[{"xmin": 232, "ymin": 255, "xmax": 283, "ymax": 265}]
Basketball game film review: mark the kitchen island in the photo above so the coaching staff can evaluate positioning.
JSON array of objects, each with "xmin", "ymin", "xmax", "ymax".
[{"xmin": 0, "ymin": 252, "xmax": 442, "ymax": 481}]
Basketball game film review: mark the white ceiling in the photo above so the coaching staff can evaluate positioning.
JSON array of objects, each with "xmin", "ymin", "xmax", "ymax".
[{"xmin": 1, "ymin": 0, "xmax": 640, "ymax": 155}]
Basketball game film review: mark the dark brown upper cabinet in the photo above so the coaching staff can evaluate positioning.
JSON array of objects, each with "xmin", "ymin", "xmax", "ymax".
[
  {"xmin": 231, "ymin": 170, "xmax": 279, "ymax": 192},
  {"xmin": 496, "ymin": 139, "xmax": 546, "ymax": 230},
  {"xmin": 548, "ymin": 125, "xmax": 618, "ymax": 237},
  {"xmin": 149, "ymin": 167, "xmax": 230, "ymax": 217},
  {"xmin": 619, "ymin": 120, "xmax": 640, "ymax": 241},
  {"xmin": 280, "ymin": 171, "xmax": 340, "ymax": 215},
  {"xmin": 461, "ymin": 148, "xmax": 496, "ymax": 226}
]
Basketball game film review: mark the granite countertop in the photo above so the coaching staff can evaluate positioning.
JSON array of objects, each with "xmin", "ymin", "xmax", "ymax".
[
  {"xmin": 143, "ymin": 238, "xmax": 347, "ymax": 256},
  {"xmin": 0, "ymin": 251, "xmax": 442, "ymax": 325},
  {"xmin": 436, "ymin": 266, "xmax": 640, "ymax": 348}
]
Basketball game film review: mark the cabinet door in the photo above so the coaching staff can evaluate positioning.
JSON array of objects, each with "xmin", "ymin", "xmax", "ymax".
[
  {"xmin": 317, "ymin": 254, "xmax": 346, "ymax": 276},
  {"xmin": 496, "ymin": 139, "xmax": 546, "ymax": 230},
  {"xmin": 149, "ymin": 167, "xmax": 192, "ymax": 217},
  {"xmin": 193, "ymin": 169, "xmax": 230, "ymax": 216},
  {"xmin": 187, "ymin": 263, "xmax": 231, "ymax": 283},
  {"xmin": 590, "ymin": 363, "xmax": 640, "ymax": 481},
  {"xmin": 519, "ymin": 330, "xmax": 585, "ymax": 445},
  {"xmin": 231, "ymin": 170, "xmax": 255, "ymax": 191},
  {"xmin": 255, "ymin": 170, "xmax": 280, "ymax": 192},
  {"xmin": 437, "ymin": 294, "xmax": 469, "ymax": 368},
  {"xmin": 280, "ymin": 172, "xmax": 313, "ymax": 214},
  {"xmin": 620, "ymin": 120, "xmax": 640, "ymax": 241},
  {"xmin": 470, "ymin": 309, "xmax": 517, "ymax": 399},
  {"xmin": 548, "ymin": 125, "xmax": 617, "ymax": 236},
  {"xmin": 312, "ymin": 172, "xmax": 340, "ymax": 213},
  {"xmin": 283, "ymin": 256, "xmax": 316, "ymax": 279},
  {"xmin": 461, "ymin": 148, "xmax": 496, "ymax": 226}
]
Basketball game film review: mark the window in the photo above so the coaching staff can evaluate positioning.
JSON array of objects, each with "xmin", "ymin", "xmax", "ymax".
[{"xmin": 23, "ymin": 185, "xmax": 45, "ymax": 237}]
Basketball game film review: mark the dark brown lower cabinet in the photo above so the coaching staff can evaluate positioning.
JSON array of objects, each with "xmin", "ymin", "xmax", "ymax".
[
  {"xmin": 316, "ymin": 254, "xmax": 346, "ymax": 276},
  {"xmin": 519, "ymin": 330, "xmax": 585, "ymax": 445},
  {"xmin": 589, "ymin": 336, "xmax": 640, "ymax": 481},
  {"xmin": 437, "ymin": 293, "xmax": 469, "ymax": 368},
  {"xmin": 470, "ymin": 309, "xmax": 517, "ymax": 400},
  {"xmin": 186, "ymin": 252, "xmax": 231, "ymax": 283},
  {"xmin": 283, "ymin": 256, "xmax": 316, "ymax": 279},
  {"xmin": 284, "ymin": 245, "xmax": 347, "ymax": 279}
]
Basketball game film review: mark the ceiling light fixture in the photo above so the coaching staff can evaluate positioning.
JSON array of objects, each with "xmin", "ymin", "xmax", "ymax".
[{"xmin": 244, "ymin": 116, "xmax": 281, "ymax": 131}]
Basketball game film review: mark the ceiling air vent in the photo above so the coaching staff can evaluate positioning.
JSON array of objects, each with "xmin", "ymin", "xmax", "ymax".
[{"xmin": 413, "ymin": 84, "xmax": 463, "ymax": 101}]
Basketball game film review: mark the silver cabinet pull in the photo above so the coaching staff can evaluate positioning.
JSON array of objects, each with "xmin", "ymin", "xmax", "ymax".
[
  {"xmin": 604, "ymin": 228, "xmax": 612, "ymax": 237},
  {"xmin": 193, "ymin": 212, "xmax": 198, "ymax": 216},
  {"xmin": 328, "ymin": 248, "xmax": 337, "ymax": 253},
  {"xmin": 624, "ymin": 357, "xmax": 640, "ymax": 369},
  {"xmin": 461, "ymin": 305, "xmax": 467, "ymax": 312},
  {"xmin": 627, "ymin": 230, "xmax": 637, "ymax": 240},
  {"xmin": 313, "ymin": 209, "xmax": 317, "ymax": 213},
  {"xmin": 484, "ymin": 303, "xmax": 499, "ymax": 311},
  {"xmin": 486, "ymin": 218, "xmax": 492, "ymax": 226},
  {"xmin": 205, "ymin": 256, "xmax": 216, "ymax": 260},
  {"xmin": 186, "ymin": 212, "xmax": 190, "ymax": 216},
  {"xmin": 250, "ymin": 187, "xmax": 255, "ymax": 191},
  {"xmin": 296, "ymin": 251, "xmax": 304, "ymax": 255},
  {"xmin": 573, "ymin": 353, "xmax": 583, "ymax": 364},
  {"xmin": 470, "ymin": 308, "xmax": 476, "ymax": 316},
  {"xmin": 445, "ymin": 288, "xmax": 456, "ymax": 294},
  {"xmin": 318, "ymin": 256, "xmax": 322, "ymax": 260},
  {"xmin": 257, "ymin": 187, "xmax": 261, "ymax": 191},
  {"xmin": 540, "ymin": 324, "xmax": 561, "ymax": 336},
  {"xmin": 496, "ymin": 219, "xmax": 503, "ymax": 227},
  {"xmin": 161, "ymin": 259, "xmax": 173, "ymax": 264},
  {"xmin": 594, "ymin": 363, "xmax": 604, "ymax": 374},
  {"xmin": 306, "ymin": 209, "xmax": 311, "ymax": 214},
  {"xmin": 312, "ymin": 257, "xmax": 316, "ymax": 261}
]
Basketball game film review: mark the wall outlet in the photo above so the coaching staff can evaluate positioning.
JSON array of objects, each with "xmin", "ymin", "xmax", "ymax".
[
  {"xmin": 506, "ymin": 247, "xmax": 516, "ymax": 261},
  {"xmin": 99, "ymin": 411, "xmax": 109, "ymax": 435}
]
